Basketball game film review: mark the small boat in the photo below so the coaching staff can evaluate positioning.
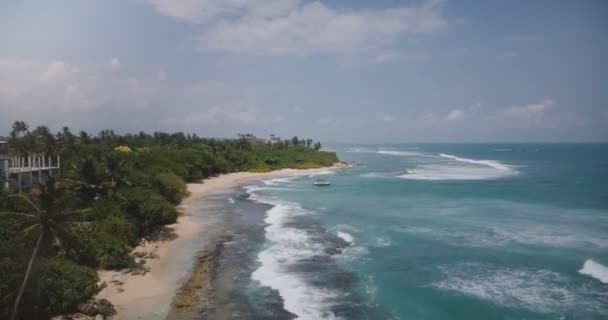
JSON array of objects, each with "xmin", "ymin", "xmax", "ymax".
[{"xmin": 313, "ymin": 179, "xmax": 331, "ymax": 186}]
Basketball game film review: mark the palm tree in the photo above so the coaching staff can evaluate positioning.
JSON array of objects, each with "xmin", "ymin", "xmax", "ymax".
[
  {"xmin": 10, "ymin": 121, "xmax": 29, "ymax": 138},
  {"xmin": 9, "ymin": 121, "xmax": 29, "ymax": 156},
  {"xmin": 0, "ymin": 179, "xmax": 90, "ymax": 320}
]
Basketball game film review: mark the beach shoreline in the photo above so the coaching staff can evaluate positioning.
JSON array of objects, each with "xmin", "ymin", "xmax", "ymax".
[{"xmin": 95, "ymin": 162, "xmax": 347, "ymax": 320}]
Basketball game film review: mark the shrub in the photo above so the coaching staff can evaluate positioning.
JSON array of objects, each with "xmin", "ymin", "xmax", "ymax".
[
  {"xmin": 117, "ymin": 187, "xmax": 178, "ymax": 236},
  {"xmin": 61, "ymin": 225, "xmax": 98, "ymax": 268},
  {"xmin": 91, "ymin": 216, "xmax": 136, "ymax": 268},
  {"xmin": 156, "ymin": 172, "xmax": 189, "ymax": 205},
  {"xmin": 89, "ymin": 197, "xmax": 123, "ymax": 221},
  {"xmin": 36, "ymin": 258, "xmax": 98, "ymax": 315},
  {"xmin": 93, "ymin": 235, "xmax": 133, "ymax": 269}
]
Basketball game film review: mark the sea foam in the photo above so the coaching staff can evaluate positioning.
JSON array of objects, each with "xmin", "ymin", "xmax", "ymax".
[
  {"xmin": 579, "ymin": 259, "xmax": 608, "ymax": 284},
  {"xmin": 337, "ymin": 231, "xmax": 354, "ymax": 244},
  {"xmin": 247, "ymin": 179, "xmax": 340, "ymax": 320},
  {"xmin": 434, "ymin": 263, "xmax": 603, "ymax": 314},
  {"xmin": 399, "ymin": 153, "xmax": 517, "ymax": 180},
  {"xmin": 439, "ymin": 153, "xmax": 513, "ymax": 171},
  {"xmin": 377, "ymin": 150, "xmax": 421, "ymax": 156}
]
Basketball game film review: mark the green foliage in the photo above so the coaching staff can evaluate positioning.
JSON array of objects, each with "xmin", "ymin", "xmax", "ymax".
[
  {"xmin": 60, "ymin": 225, "xmax": 98, "ymax": 268},
  {"xmin": 117, "ymin": 187, "xmax": 177, "ymax": 236},
  {"xmin": 156, "ymin": 172, "xmax": 189, "ymax": 205},
  {"xmin": 35, "ymin": 258, "xmax": 98, "ymax": 315},
  {"xmin": 1, "ymin": 122, "xmax": 339, "ymax": 319}
]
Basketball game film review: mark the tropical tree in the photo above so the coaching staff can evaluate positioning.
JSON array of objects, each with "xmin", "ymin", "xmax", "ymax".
[
  {"xmin": 0, "ymin": 179, "xmax": 91, "ymax": 320},
  {"xmin": 9, "ymin": 121, "xmax": 29, "ymax": 156},
  {"xmin": 10, "ymin": 121, "xmax": 29, "ymax": 138}
]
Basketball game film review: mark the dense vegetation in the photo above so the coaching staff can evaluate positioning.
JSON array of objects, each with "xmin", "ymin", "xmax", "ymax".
[{"xmin": 0, "ymin": 121, "xmax": 338, "ymax": 320}]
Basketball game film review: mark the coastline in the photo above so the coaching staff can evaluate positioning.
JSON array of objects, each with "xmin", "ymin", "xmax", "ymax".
[{"xmin": 95, "ymin": 162, "xmax": 347, "ymax": 320}]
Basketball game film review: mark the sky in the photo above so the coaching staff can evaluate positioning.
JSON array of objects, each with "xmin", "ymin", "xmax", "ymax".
[{"xmin": 0, "ymin": 0, "xmax": 607, "ymax": 142}]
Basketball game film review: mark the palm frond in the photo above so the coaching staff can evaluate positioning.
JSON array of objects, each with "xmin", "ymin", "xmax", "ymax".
[
  {"xmin": 7, "ymin": 194, "xmax": 40, "ymax": 213},
  {"xmin": 20, "ymin": 223, "xmax": 41, "ymax": 239},
  {"xmin": 0, "ymin": 211, "xmax": 36, "ymax": 219}
]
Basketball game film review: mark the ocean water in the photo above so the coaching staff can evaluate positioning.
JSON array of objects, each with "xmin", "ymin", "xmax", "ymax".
[{"xmin": 224, "ymin": 144, "xmax": 608, "ymax": 320}]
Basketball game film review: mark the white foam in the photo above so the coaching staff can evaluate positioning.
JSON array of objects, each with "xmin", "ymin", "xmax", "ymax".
[
  {"xmin": 248, "ymin": 191, "xmax": 340, "ymax": 320},
  {"xmin": 337, "ymin": 231, "xmax": 354, "ymax": 244},
  {"xmin": 439, "ymin": 153, "xmax": 513, "ymax": 171},
  {"xmin": 308, "ymin": 170, "xmax": 336, "ymax": 177},
  {"xmin": 227, "ymin": 197, "xmax": 235, "ymax": 204},
  {"xmin": 371, "ymin": 236, "xmax": 392, "ymax": 247},
  {"xmin": 435, "ymin": 263, "xmax": 582, "ymax": 313},
  {"xmin": 399, "ymin": 165, "xmax": 515, "ymax": 180},
  {"xmin": 345, "ymin": 147, "xmax": 374, "ymax": 153},
  {"xmin": 397, "ymin": 224, "xmax": 608, "ymax": 249},
  {"xmin": 398, "ymin": 153, "xmax": 517, "ymax": 180},
  {"xmin": 264, "ymin": 177, "xmax": 297, "ymax": 186},
  {"xmin": 579, "ymin": 259, "xmax": 608, "ymax": 284},
  {"xmin": 377, "ymin": 150, "xmax": 421, "ymax": 156},
  {"xmin": 359, "ymin": 172, "xmax": 401, "ymax": 179}
]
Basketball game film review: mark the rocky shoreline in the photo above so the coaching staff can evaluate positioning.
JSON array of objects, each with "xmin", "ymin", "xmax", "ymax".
[{"xmin": 166, "ymin": 236, "xmax": 229, "ymax": 320}]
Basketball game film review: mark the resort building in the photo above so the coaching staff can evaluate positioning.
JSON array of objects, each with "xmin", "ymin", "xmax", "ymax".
[
  {"xmin": 0, "ymin": 141, "xmax": 9, "ymax": 190},
  {"xmin": 0, "ymin": 140, "xmax": 61, "ymax": 191}
]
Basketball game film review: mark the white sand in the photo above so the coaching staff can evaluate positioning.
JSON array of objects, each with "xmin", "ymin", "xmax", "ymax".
[{"xmin": 96, "ymin": 163, "xmax": 346, "ymax": 319}]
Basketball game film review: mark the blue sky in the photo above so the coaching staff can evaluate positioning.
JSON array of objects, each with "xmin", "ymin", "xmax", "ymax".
[{"xmin": 1, "ymin": 0, "xmax": 607, "ymax": 142}]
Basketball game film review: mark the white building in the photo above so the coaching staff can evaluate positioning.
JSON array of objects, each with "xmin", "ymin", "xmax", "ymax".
[
  {"xmin": 0, "ymin": 141, "xmax": 9, "ymax": 189},
  {"xmin": 0, "ymin": 140, "xmax": 61, "ymax": 191}
]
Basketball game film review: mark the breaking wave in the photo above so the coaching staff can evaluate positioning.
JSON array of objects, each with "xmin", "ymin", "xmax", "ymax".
[
  {"xmin": 439, "ymin": 153, "xmax": 513, "ymax": 171},
  {"xmin": 579, "ymin": 259, "xmax": 608, "ymax": 284},
  {"xmin": 399, "ymin": 153, "xmax": 517, "ymax": 180},
  {"xmin": 337, "ymin": 231, "xmax": 354, "ymax": 244},
  {"xmin": 434, "ymin": 263, "xmax": 607, "ymax": 315},
  {"xmin": 246, "ymin": 177, "xmax": 369, "ymax": 320}
]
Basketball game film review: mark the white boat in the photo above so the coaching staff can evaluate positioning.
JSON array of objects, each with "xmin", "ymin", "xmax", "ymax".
[{"xmin": 313, "ymin": 179, "xmax": 331, "ymax": 186}]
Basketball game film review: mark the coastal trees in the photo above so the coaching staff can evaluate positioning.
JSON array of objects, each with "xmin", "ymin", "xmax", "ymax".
[
  {"xmin": 156, "ymin": 172, "xmax": 189, "ymax": 205},
  {"xmin": 0, "ymin": 121, "xmax": 338, "ymax": 319},
  {"xmin": 1, "ymin": 179, "xmax": 91, "ymax": 320}
]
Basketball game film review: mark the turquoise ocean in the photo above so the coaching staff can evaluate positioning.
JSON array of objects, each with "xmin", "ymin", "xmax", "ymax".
[{"xmin": 218, "ymin": 144, "xmax": 608, "ymax": 320}]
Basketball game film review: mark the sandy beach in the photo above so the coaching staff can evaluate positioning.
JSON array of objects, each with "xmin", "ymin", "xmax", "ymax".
[{"xmin": 95, "ymin": 163, "xmax": 346, "ymax": 320}]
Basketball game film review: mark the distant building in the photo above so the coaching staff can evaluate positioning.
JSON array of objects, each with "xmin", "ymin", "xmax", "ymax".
[
  {"xmin": 0, "ymin": 140, "xmax": 61, "ymax": 192},
  {"xmin": 0, "ymin": 141, "xmax": 9, "ymax": 190},
  {"xmin": 267, "ymin": 134, "xmax": 281, "ymax": 145}
]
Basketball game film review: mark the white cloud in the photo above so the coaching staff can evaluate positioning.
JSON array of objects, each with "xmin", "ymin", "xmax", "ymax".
[
  {"xmin": 499, "ymin": 99, "xmax": 556, "ymax": 116},
  {"xmin": 494, "ymin": 98, "xmax": 558, "ymax": 128},
  {"xmin": 137, "ymin": 0, "xmax": 447, "ymax": 59},
  {"xmin": 39, "ymin": 61, "xmax": 74, "ymax": 82},
  {"xmin": 198, "ymin": 1, "xmax": 446, "ymax": 57},
  {"xmin": 156, "ymin": 71, "xmax": 167, "ymax": 81},
  {"xmin": 0, "ymin": 56, "xmax": 158, "ymax": 118},
  {"xmin": 468, "ymin": 101, "xmax": 483, "ymax": 112},
  {"xmin": 162, "ymin": 105, "xmax": 260, "ymax": 126},
  {"xmin": 110, "ymin": 57, "xmax": 121, "ymax": 68},
  {"xmin": 445, "ymin": 108, "xmax": 465, "ymax": 121},
  {"xmin": 137, "ymin": 0, "xmax": 299, "ymax": 24}
]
